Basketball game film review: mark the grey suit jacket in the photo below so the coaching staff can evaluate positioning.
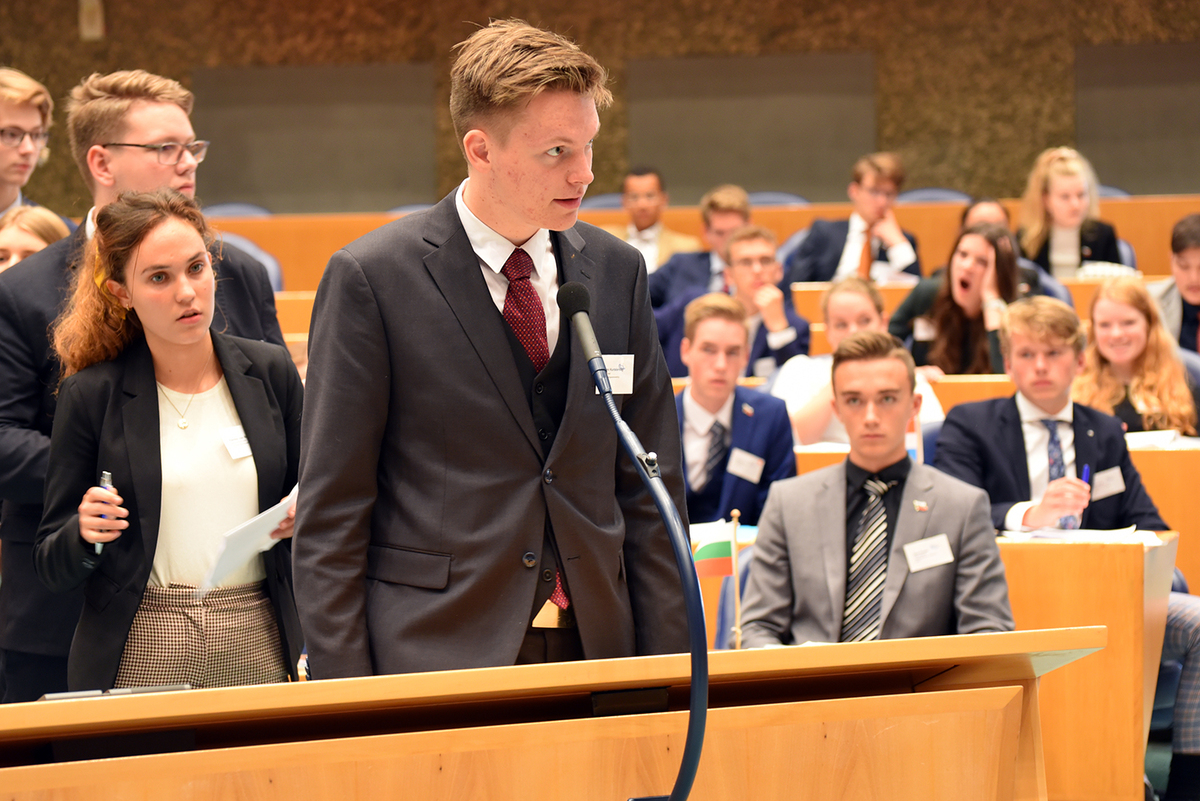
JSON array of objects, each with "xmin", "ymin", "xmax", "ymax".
[
  {"xmin": 293, "ymin": 192, "xmax": 688, "ymax": 678},
  {"xmin": 1150, "ymin": 278, "xmax": 1183, "ymax": 342},
  {"xmin": 741, "ymin": 461, "xmax": 1013, "ymax": 646}
]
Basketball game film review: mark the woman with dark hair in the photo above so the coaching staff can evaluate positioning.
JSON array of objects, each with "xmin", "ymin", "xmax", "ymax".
[
  {"xmin": 34, "ymin": 189, "xmax": 303, "ymax": 692},
  {"xmin": 888, "ymin": 222, "xmax": 1020, "ymax": 376}
]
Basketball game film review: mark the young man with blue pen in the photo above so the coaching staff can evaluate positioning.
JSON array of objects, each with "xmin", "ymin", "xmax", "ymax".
[
  {"xmin": 935, "ymin": 296, "xmax": 1164, "ymax": 532},
  {"xmin": 936, "ymin": 297, "xmax": 1200, "ymax": 798}
]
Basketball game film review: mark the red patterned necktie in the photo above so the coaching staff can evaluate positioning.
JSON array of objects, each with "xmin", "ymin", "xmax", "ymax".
[
  {"xmin": 501, "ymin": 248, "xmax": 567, "ymax": 609},
  {"xmin": 500, "ymin": 248, "xmax": 549, "ymax": 372}
]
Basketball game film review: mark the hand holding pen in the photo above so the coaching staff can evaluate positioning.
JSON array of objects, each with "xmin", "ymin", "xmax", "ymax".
[{"xmin": 77, "ymin": 470, "xmax": 128, "ymax": 553}]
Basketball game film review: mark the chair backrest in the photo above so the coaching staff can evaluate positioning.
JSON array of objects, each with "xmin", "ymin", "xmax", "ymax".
[
  {"xmin": 777, "ymin": 227, "xmax": 810, "ymax": 267},
  {"xmin": 1117, "ymin": 238, "xmax": 1138, "ymax": 269},
  {"xmin": 748, "ymin": 191, "xmax": 809, "ymax": 207},
  {"xmin": 1098, "ymin": 185, "xmax": 1131, "ymax": 198},
  {"xmin": 714, "ymin": 544, "xmax": 756, "ymax": 650},
  {"xmin": 1177, "ymin": 347, "xmax": 1200, "ymax": 394},
  {"xmin": 387, "ymin": 203, "xmax": 433, "ymax": 216},
  {"xmin": 579, "ymin": 192, "xmax": 624, "ymax": 210},
  {"xmin": 895, "ymin": 188, "xmax": 972, "ymax": 204},
  {"xmin": 219, "ymin": 231, "xmax": 284, "ymax": 291},
  {"xmin": 204, "ymin": 202, "xmax": 272, "ymax": 218},
  {"xmin": 922, "ymin": 420, "xmax": 943, "ymax": 465}
]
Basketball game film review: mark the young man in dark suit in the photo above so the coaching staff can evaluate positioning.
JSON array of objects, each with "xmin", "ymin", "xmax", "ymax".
[
  {"xmin": 658, "ymin": 225, "xmax": 810, "ymax": 378},
  {"xmin": 0, "ymin": 68, "xmax": 74, "ymax": 230},
  {"xmin": 0, "ymin": 70, "xmax": 282, "ymax": 703},
  {"xmin": 674, "ymin": 293, "xmax": 794, "ymax": 527},
  {"xmin": 934, "ymin": 296, "xmax": 1200, "ymax": 799},
  {"xmin": 741, "ymin": 330, "xmax": 1012, "ymax": 646},
  {"xmin": 787, "ymin": 152, "xmax": 921, "ymax": 284},
  {"xmin": 293, "ymin": 20, "xmax": 688, "ymax": 678},
  {"xmin": 648, "ymin": 184, "xmax": 750, "ymax": 308}
]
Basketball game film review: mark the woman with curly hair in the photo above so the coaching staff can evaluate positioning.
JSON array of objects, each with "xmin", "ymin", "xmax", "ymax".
[{"xmin": 1074, "ymin": 275, "xmax": 1198, "ymax": 434}]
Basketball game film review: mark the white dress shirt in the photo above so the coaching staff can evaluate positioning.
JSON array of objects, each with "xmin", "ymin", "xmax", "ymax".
[
  {"xmin": 1004, "ymin": 392, "xmax": 1077, "ymax": 530},
  {"xmin": 707, "ymin": 252, "xmax": 727, "ymax": 292},
  {"xmin": 456, "ymin": 181, "xmax": 560, "ymax": 357},
  {"xmin": 833, "ymin": 213, "xmax": 918, "ymax": 282},
  {"xmin": 682, "ymin": 388, "xmax": 734, "ymax": 491},
  {"xmin": 625, "ymin": 221, "xmax": 661, "ymax": 271},
  {"xmin": 1049, "ymin": 225, "xmax": 1082, "ymax": 279}
]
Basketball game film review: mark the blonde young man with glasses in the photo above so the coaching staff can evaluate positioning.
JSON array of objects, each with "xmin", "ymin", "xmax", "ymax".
[
  {"xmin": 0, "ymin": 70, "xmax": 282, "ymax": 703},
  {"xmin": 0, "ymin": 68, "xmax": 74, "ymax": 230}
]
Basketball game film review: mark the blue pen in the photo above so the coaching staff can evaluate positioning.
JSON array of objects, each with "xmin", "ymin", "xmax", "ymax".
[
  {"xmin": 1081, "ymin": 465, "xmax": 1091, "ymax": 484},
  {"xmin": 97, "ymin": 470, "xmax": 114, "ymax": 555}
]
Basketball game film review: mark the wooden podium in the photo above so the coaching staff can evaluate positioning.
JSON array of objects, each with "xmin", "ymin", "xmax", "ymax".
[
  {"xmin": 999, "ymin": 533, "xmax": 1177, "ymax": 801},
  {"xmin": 0, "ymin": 628, "xmax": 1100, "ymax": 801}
]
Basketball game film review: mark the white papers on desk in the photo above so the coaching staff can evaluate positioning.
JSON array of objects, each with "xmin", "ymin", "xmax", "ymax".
[
  {"xmin": 1125, "ymin": 430, "xmax": 1180, "ymax": 449},
  {"xmin": 199, "ymin": 484, "xmax": 297, "ymax": 591},
  {"xmin": 1000, "ymin": 525, "xmax": 1160, "ymax": 546}
]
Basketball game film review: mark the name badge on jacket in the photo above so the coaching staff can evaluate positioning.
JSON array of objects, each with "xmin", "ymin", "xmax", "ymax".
[
  {"xmin": 595, "ymin": 354, "xmax": 634, "ymax": 395},
  {"xmin": 1090, "ymin": 465, "xmax": 1126, "ymax": 501},
  {"xmin": 726, "ymin": 448, "xmax": 765, "ymax": 484},
  {"xmin": 903, "ymin": 533, "xmax": 954, "ymax": 573}
]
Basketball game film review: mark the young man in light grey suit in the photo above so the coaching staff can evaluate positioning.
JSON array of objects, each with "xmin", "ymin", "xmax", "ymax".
[
  {"xmin": 740, "ymin": 331, "xmax": 1012, "ymax": 646},
  {"xmin": 292, "ymin": 20, "xmax": 688, "ymax": 678}
]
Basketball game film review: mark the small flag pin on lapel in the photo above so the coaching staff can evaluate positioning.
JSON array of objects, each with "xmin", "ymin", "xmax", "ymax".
[
  {"xmin": 742, "ymin": 403, "xmax": 754, "ymax": 417},
  {"xmin": 913, "ymin": 500, "xmax": 928, "ymax": 512}
]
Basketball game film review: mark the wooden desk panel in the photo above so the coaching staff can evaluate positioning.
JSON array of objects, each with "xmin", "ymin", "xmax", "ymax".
[
  {"xmin": 275, "ymin": 290, "xmax": 317, "ymax": 335},
  {"xmin": 998, "ymin": 534, "xmax": 1175, "ymax": 801},
  {"xmin": 1130, "ymin": 449, "xmax": 1200, "ymax": 584},
  {"xmin": 928, "ymin": 375, "xmax": 1015, "ymax": 411},
  {"xmin": 790, "ymin": 281, "xmax": 913, "ymax": 323}
]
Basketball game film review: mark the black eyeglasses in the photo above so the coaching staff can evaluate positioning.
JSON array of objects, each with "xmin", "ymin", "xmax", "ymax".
[
  {"xmin": 0, "ymin": 128, "xmax": 50, "ymax": 148},
  {"xmin": 101, "ymin": 140, "xmax": 209, "ymax": 165}
]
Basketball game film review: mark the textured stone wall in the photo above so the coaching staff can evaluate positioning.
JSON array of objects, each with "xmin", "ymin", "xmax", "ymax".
[{"xmin": 4, "ymin": 0, "xmax": 1200, "ymax": 216}]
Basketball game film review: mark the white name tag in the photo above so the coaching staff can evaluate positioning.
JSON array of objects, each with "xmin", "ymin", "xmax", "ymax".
[
  {"xmin": 221, "ymin": 425, "xmax": 253, "ymax": 460},
  {"xmin": 903, "ymin": 533, "xmax": 955, "ymax": 573},
  {"xmin": 752, "ymin": 356, "xmax": 777, "ymax": 378},
  {"xmin": 597, "ymin": 354, "xmax": 633, "ymax": 395},
  {"xmin": 726, "ymin": 447, "xmax": 765, "ymax": 484},
  {"xmin": 913, "ymin": 317, "xmax": 936, "ymax": 342},
  {"xmin": 1090, "ymin": 465, "xmax": 1126, "ymax": 502}
]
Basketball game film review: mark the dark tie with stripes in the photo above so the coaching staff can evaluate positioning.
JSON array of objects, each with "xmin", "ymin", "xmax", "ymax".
[
  {"xmin": 841, "ymin": 478, "xmax": 895, "ymax": 642},
  {"xmin": 701, "ymin": 420, "xmax": 727, "ymax": 491}
]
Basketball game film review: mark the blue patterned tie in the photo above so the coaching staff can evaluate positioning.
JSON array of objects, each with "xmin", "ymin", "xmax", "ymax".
[{"xmin": 1042, "ymin": 419, "xmax": 1079, "ymax": 529}]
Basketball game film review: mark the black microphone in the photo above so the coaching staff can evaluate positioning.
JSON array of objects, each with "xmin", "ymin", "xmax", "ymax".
[{"xmin": 557, "ymin": 282, "xmax": 611, "ymax": 395}]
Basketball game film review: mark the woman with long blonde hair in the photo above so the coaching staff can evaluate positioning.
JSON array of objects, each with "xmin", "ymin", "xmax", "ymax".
[
  {"xmin": 1017, "ymin": 147, "xmax": 1121, "ymax": 278},
  {"xmin": 35, "ymin": 189, "xmax": 303, "ymax": 692},
  {"xmin": 1074, "ymin": 276, "xmax": 1198, "ymax": 434}
]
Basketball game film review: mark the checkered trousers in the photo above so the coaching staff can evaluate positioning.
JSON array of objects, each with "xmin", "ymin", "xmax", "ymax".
[{"xmin": 113, "ymin": 582, "xmax": 288, "ymax": 690}]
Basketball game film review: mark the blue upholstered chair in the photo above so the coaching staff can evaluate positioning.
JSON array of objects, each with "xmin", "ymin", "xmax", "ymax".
[
  {"xmin": 203, "ymin": 202, "xmax": 272, "ymax": 218},
  {"xmin": 747, "ymin": 191, "xmax": 809, "ymax": 207},
  {"xmin": 579, "ymin": 193, "xmax": 623, "ymax": 210},
  {"xmin": 896, "ymin": 188, "xmax": 972, "ymax": 204}
]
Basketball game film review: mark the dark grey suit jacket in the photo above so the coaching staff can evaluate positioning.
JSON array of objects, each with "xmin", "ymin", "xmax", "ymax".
[
  {"xmin": 741, "ymin": 461, "xmax": 1013, "ymax": 646},
  {"xmin": 293, "ymin": 192, "xmax": 688, "ymax": 678}
]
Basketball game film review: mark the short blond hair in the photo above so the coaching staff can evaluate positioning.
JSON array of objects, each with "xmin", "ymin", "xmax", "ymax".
[
  {"xmin": 999, "ymin": 296, "xmax": 1086, "ymax": 358},
  {"xmin": 0, "ymin": 68, "xmax": 53, "ymax": 129},
  {"xmin": 822, "ymin": 277, "xmax": 884, "ymax": 320},
  {"xmin": 699, "ymin": 184, "xmax": 750, "ymax": 227},
  {"xmin": 852, "ymin": 152, "xmax": 905, "ymax": 188},
  {"xmin": 66, "ymin": 71, "xmax": 194, "ymax": 191},
  {"xmin": 449, "ymin": 19, "xmax": 612, "ymax": 153},
  {"xmin": 683, "ymin": 292, "xmax": 748, "ymax": 343},
  {"xmin": 831, "ymin": 330, "xmax": 916, "ymax": 392},
  {"xmin": 0, "ymin": 205, "xmax": 70, "ymax": 246},
  {"xmin": 723, "ymin": 224, "xmax": 777, "ymax": 263}
]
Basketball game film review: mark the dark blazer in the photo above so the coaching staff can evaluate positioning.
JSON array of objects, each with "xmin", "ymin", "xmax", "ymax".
[
  {"xmin": 0, "ymin": 227, "xmax": 284, "ymax": 660},
  {"xmin": 656, "ymin": 286, "xmax": 810, "ymax": 378},
  {"xmin": 648, "ymin": 251, "xmax": 714, "ymax": 308},
  {"xmin": 1024, "ymin": 220, "xmax": 1121, "ymax": 272},
  {"xmin": 675, "ymin": 385, "xmax": 796, "ymax": 526},
  {"xmin": 934, "ymin": 396, "xmax": 1166, "ymax": 531},
  {"xmin": 292, "ymin": 192, "xmax": 688, "ymax": 679},
  {"xmin": 787, "ymin": 219, "xmax": 921, "ymax": 284},
  {"xmin": 34, "ymin": 334, "xmax": 302, "ymax": 691}
]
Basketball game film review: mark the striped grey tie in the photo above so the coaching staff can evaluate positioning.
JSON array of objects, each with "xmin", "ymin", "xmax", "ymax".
[
  {"xmin": 841, "ymin": 478, "xmax": 895, "ymax": 643},
  {"xmin": 700, "ymin": 420, "xmax": 727, "ymax": 491}
]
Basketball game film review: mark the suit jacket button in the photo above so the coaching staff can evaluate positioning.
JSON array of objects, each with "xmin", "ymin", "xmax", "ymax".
[
  {"xmin": 542, "ymin": 569, "xmax": 553, "ymax": 581},
  {"xmin": 538, "ymin": 428, "xmax": 549, "ymax": 440},
  {"xmin": 522, "ymin": 552, "xmax": 537, "ymax": 568},
  {"xmin": 543, "ymin": 469, "xmax": 554, "ymax": 483},
  {"xmin": 535, "ymin": 382, "xmax": 545, "ymax": 395}
]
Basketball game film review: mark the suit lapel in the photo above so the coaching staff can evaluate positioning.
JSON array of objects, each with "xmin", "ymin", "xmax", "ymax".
[
  {"xmin": 1000, "ymin": 397, "xmax": 1033, "ymax": 500},
  {"xmin": 880, "ymin": 465, "xmax": 935, "ymax": 628},
  {"xmin": 543, "ymin": 227, "xmax": 598, "ymax": 465},
  {"xmin": 214, "ymin": 334, "xmax": 282, "ymax": 511},
  {"xmin": 719, "ymin": 388, "xmax": 755, "ymax": 515},
  {"xmin": 675, "ymin": 392, "xmax": 691, "ymax": 494},
  {"xmin": 818, "ymin": 464, "xmax": 849, "ymax": 634},
  {"xmin": 421, "ymin": 197, "xmax": 541, "ymax": 457},
  {"xmin": 118, "ymin": 340, "xmax": 163, "ymax": 561},
  {"xmin": 1072, "ymin": 406, "xmax": 1099, "ymax": 527}
]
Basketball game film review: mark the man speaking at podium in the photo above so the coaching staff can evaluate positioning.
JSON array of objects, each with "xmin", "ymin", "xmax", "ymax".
[{"xmin": 293, "ymin": 20, "xmax": 688, "ymax": 677}]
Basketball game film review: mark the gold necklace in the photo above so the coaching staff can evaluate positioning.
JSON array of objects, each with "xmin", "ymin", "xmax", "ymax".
[{"xmin": 158, "ymin": 351, "xmax": 215, "ymax": 430}]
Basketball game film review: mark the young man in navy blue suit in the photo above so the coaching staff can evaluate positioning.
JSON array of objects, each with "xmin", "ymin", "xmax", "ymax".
[
  {"xmin": 935, "ymin": 296, "xmax": 1200, "ymax": 799},
  {"xmin": 658, "ymin": 225, "xmax": 809, "ymax": 379},
  {"xmin": 648, "ymin": 184, "xmax": 749, "ymax": 308},
  {"xmin": 787, "ymin": 152, "xmax": 920, "ymax": 284},
  {"xmin": 675, "ymin": 293, "xmax": 794, "ymax": 526}
]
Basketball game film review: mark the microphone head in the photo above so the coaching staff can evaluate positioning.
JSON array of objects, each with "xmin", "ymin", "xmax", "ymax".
[{"xmin": 556, "ymin": 281, "xmax": 591, "ymax": 316}]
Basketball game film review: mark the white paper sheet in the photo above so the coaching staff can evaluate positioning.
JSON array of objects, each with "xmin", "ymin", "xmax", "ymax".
[{"xmin": 199, "ymin": 484, "xmax": 298, "ymax": 591}]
